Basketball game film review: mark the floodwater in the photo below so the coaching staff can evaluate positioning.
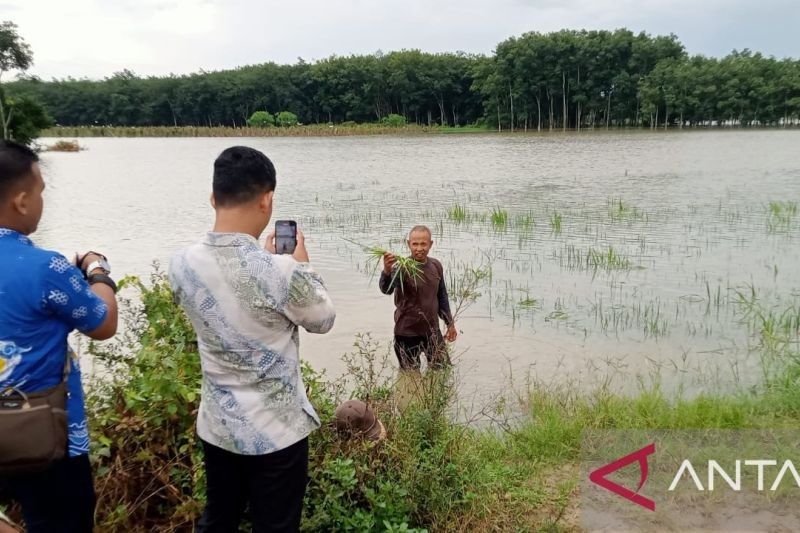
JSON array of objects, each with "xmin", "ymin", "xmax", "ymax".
[{"xmin": 36, "ymin": 131, "xmax": 800, "ymax": 401}]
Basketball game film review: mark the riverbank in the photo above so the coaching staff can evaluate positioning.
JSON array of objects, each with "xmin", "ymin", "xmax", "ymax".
[
  {"xmin": 3, "ymin": 269, "xmax": 796, "ymax": 532},
  {"xmin": 41, "ymin": 124, "xmax": 492, "ymax": 138},
  {"xmin": 41, "ymin": 124, "xmax": 799, "ymax": 139}
]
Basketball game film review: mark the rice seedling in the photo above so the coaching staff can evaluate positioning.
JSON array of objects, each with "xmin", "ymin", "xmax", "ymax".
[
  {"xmin": 586, "ymin": 247, "xmax": 632, "ymax": 271},
  {"xmin": 490, "ymin": 207, "xmax": 509, "ymax": 228},
  {"xmin": 766, "ymin": 201, "xmax": 798, "ymax": 232},
  {"xmin": 608, "ymin": 197, "xmax": 644, "ymax": 222},
  {"xmin": 549, "ymin": 211, "xmax": 563, "ymax": 234},
  {"xmin": 447, "ymin": 203, "xmax": 469, "ymax": 222},
  {"xmin": 516, "ymin": 212, "xmax": 535, "ymax": 231},
  {"xmin": 517, "ymin": 295, "xmax": 539, "ymax": 309},
  {"xmin": 342, "ymin": 238, "xmax": 423, "ymax": 292}
]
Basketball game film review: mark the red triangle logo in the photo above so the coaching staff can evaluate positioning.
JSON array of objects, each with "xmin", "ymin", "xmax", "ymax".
[{"xmin": 589, "ymin": 442, "xmax": 656, "ymax": 511}]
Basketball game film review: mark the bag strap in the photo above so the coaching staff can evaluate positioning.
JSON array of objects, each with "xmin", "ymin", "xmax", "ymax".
[{"xmin": 63, "ymin": 347, "xmax": 75, "ymax": 383}]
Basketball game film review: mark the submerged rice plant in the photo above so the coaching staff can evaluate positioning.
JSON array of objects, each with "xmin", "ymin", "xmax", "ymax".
[
  {"xmin": 766, "ymin": 201, "xmax": 798, "ymax": 232},
  {"xmin": 549, "ymin": 211, "xmax": 563, "ymax": 234},
  {"xmin": 586, "ymin": 247, "xmax": 633, "ymax": 271},
  {"xmin": 608, "ymin": 197, "xmax": 644, "ymax": 222},
  {"xmin": 516, "ymin": 212, "xmax": 535, "ymax": 231},
  {"xmin": 490, "ymin": 208, "xmax": 509, "ymax": 228},
  {"xmin": 447, "ymin": 203, "xmax": 469, "ymax": 222}
]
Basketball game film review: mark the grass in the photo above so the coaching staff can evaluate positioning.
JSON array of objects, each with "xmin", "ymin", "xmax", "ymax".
[
  {"xmin": 42, "ymin": 123, "xmax": 493, "ymax": 139},
  {"xmin": 43, "ymin": 139, "xmax": 83, "ymax": 152},
  {"xmin": 4, "ymin": 270, "xmax": 798, "ymax": 532}
]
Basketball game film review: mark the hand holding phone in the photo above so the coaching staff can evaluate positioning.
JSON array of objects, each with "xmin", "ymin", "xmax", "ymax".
[
  {"xmin": 275, "ymin": 220, "xmax": 297, "ymax": 255},
  {"xmin": 266, "ymin": 221, "xmax": 310, "ymax": 263}
]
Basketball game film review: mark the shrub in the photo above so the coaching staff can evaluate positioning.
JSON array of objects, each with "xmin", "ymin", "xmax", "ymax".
[
  {"xmin": 247, "ymin": 110, "xmax": 275, "ymax": 128},
  {"xmin": 380, "ymin": 114, "xmax": 407, "ymax": 127},
  {"xmin": 276, "ymin": 111, "xmax": 299, "ymax": 127}
]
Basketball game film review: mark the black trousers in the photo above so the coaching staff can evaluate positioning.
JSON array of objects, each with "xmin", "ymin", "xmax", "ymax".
[
  {"xmin": 394, "ymin": 331, "xmax": 450, "ymax": 370},
  {"xmin": 198, "ymin": 437, "xmax": 309, "ymax": 533},
  {"xmin": 1, "ymin": 454, "xmax": 96, "ymax": 533}
]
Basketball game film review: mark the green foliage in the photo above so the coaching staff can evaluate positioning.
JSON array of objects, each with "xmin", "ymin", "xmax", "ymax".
[
  {"xmin": 247, "ymin": 110, "xmax": 275, "ymax": 127},
  {"xmin": 0, "ymin": 20, "xmax": 33, "ymax": 73},
  {"xmin": 0, "ymin": 21, "xmax": 47, "ymax": 143},
  {"xmin": 83, "ymin": 272, "xmax": 541, "ymax": 531},
  {"xmin": 0, "ymin": 87, "xmax": 52, "ymax": 145},
  {"xmin": 10, "ymin": 28, "xmax": 799, "ymax": 131},
  {"xmin": 380, "ymin": 113, "xmax": 407, "ymax": 127},
  {"xmin": 87, "ymin": 268, "xmax": 203, "ymax": 531},
  {"xmin": 276, "ymin": 110, "xmax": 299, "ymax": 127},
  {"xmin": 53, "ymin": 265, "xmax": 800, "ymax": 532}
]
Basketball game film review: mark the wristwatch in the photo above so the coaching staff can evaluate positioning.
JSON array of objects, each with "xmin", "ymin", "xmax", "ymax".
[
  {"xmin": 85, "ymin": 257, "xmax": 111, "ymax": 276},
  {"xmin": 88, "ymin": 273, "xmax": 118, "ymax": 294}
]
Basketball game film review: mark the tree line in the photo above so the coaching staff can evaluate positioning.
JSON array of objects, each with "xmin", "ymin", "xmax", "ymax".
[{"xmin": 7, "ymin": 28, "xmax": 800, "ymax": 130}]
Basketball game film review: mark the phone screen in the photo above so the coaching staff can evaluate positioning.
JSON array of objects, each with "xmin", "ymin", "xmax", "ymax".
[{"xmin": 275, "ymin": 220, "xmax": 297, "ymax": 255}]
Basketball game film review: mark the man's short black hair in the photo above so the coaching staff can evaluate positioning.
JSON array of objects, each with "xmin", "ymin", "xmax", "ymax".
[
  {"xmin": 0, "ymin": 140, "xmax": 39, "ymax": 200},
  {"xmin": 213, "ymin": 146, "xmax": 276, "ymax": 207}
]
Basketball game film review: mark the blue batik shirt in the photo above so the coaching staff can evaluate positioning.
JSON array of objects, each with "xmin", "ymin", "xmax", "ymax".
[{"xmin": 0, "ymin": 228, "xmax": 108, "ymax": 457}]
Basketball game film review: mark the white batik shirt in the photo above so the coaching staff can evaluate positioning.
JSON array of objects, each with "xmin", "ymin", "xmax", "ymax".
[{"xmin": 169, "ymin": 232, "xmax": 335, "ymax": 455}]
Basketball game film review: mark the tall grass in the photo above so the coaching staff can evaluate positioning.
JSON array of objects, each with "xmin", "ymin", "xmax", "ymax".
[{"xmin": 41, "ymin": 124, "xmax": 480, "ymax": 138}]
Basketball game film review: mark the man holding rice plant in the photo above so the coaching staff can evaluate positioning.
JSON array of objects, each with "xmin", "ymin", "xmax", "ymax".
[{"xmin": 380, "ymin": 225, "xmax": 457, "ymax": 370}]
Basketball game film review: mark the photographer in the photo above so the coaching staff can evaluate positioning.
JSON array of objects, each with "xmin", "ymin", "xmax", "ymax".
[
  {"xmin": 169, "ymin": 146, "xmax": 335, "ymax": 533},
  {"xmin": 0, "ymin": 140, "xmax": 119, "ymax": 533}
]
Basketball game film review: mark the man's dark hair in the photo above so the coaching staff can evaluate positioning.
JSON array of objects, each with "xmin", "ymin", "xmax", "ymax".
[
  {"xmin": 213, "ymin": 146, "xmax": 276, "ymax": 207},
  {"xmin": 0, "ymin": 140, "xmax": 39, "ymax": 200}
]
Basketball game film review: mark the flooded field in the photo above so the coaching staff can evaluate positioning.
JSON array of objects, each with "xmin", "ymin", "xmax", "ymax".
[{"xmin": 36, "ymin": 131, "xmax": 800, "ymax": 400}]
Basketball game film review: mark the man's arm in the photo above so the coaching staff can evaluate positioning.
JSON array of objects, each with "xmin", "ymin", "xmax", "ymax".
[
  {"xmin": 283, "ymin": 263, "xmax": 336, "ymax": 334},
  {"xmin": 437, "ymin": 275, "xmax": 457, "ymax": 342},
  {"xmin": 42, "ymin": 253, "xmax": 118, "ymax": 340},
  {"xmin": 379, "ymin": 252, "xmax": 397, "ymax": 295},
  {"xmin": 379, "ymin": 270, "xmax": 396, "ymax": 295}
]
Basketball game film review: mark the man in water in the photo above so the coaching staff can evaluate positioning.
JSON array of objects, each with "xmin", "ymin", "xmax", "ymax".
[
  {"xmin": 169, "ymin": 146, "xmax": 335, "ymax": 532},
  {"xmin": 0, "ymin": 140, "xmax": 119, "ymax": 532},
  {"xmin": 380, "ymin": 225, "xmax": 457, "ymax": 370}
]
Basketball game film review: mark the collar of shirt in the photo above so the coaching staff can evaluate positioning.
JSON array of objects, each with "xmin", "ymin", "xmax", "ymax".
[
  {"xmin": 203, "ymin": 232, "xmax": 260, "ymax": 248},
  {"xmin": 0, "ymin": 227, "xmax": 33, "ymax": 247}
]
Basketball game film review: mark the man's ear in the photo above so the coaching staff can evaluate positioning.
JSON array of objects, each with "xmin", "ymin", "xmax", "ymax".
[
  {"xmin": 260, "ymin": 190, "xmax": 274, "ymax": 212},
  {"xmin": 11, "ymin": 190, "xmax": 30, "ymax": 216},
  {"xmin": 210, "ymin": 193, "xmax": 216, "ymax": 208}
]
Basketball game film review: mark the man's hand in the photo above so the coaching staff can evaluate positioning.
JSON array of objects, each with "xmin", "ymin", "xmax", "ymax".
[
  {"xmin": 445, "ymin": 323, "xmax": 457, "ymax": 342},
  {"xmin": 292, "ymin": 229, "xmax": 310, "ymax": 263},
  {"xmin": 77, "ymin": 251, "xmax": 105, "ymax": 275},
  {"xmin": 382, "ymin": 252, "xmax": 396, "ymax": 274},
  {"xmin": 265, "ymin": 230, "xmax": 277, "ymax": 254},
  {"xmin": 265, "ymin": 228, "xmax": 310, "ymax": 263}
]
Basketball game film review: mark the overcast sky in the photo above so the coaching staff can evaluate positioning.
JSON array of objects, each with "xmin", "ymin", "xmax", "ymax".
[{"xmin": 3, "ymin": 0, "xmax": 799, "ymax": 80}]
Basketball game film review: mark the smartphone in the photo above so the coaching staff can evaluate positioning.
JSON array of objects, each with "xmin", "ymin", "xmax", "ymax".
[{"xmin": 275, "ymin": 220, "xmax": 297, "ymax": 255}]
